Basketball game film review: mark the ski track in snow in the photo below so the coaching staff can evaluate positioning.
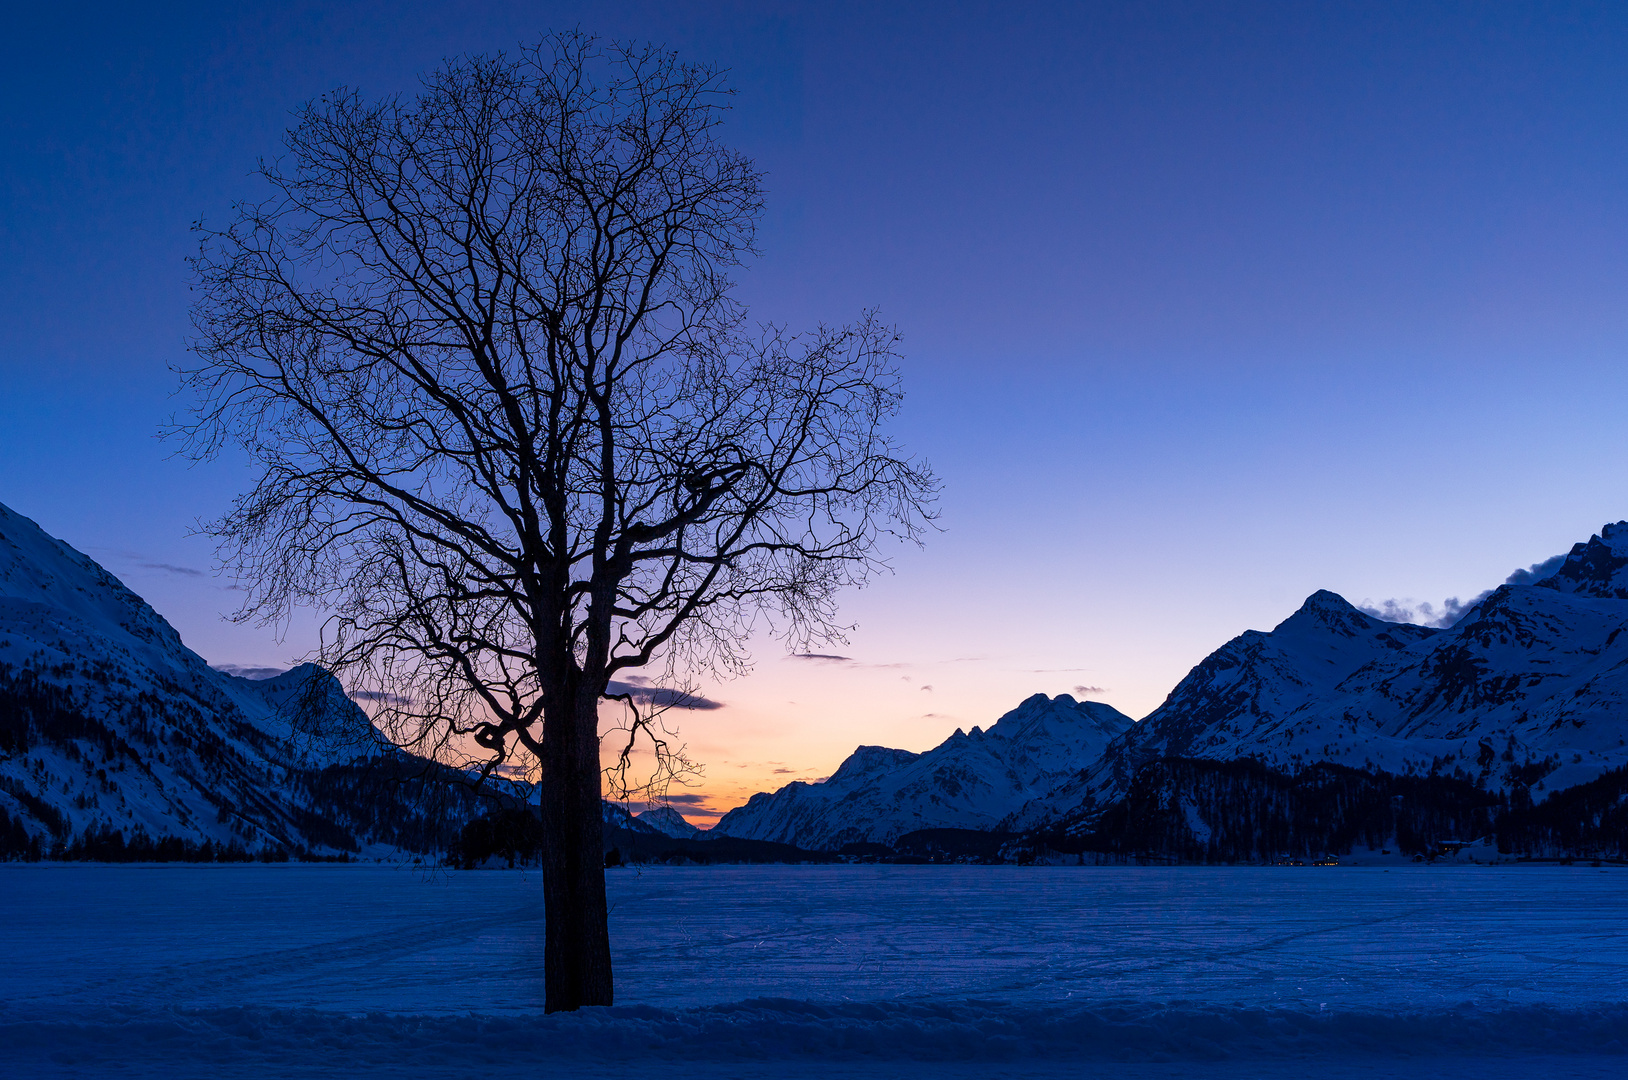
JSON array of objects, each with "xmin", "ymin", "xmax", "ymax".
[{"xmin": 2, "ymin": 863, "xmax": 1627, "ymax": 1078}]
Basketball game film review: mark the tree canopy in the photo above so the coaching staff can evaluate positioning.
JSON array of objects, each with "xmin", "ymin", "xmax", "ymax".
[{"xmin": 181, "ymin": 32, "xmax": 936, "ymax": 1010}]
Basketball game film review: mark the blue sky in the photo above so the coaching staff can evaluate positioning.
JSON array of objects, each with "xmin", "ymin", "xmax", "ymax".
[{"xmin": 6, "ymin": 1, "xmax": 1628, "ymax": 814}]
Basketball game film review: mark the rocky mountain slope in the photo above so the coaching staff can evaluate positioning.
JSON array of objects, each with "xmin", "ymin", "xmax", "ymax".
[{"xmin": 710, "ymin": 693, "xmax": 1134, "ymax": 849}]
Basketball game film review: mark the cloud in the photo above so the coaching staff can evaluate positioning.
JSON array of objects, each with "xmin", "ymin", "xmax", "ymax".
[
  {"xmin": 1359, "ymin": 550, "xmax": 1572, "ymax": 630},
  {"xmin": 1073, "ymin": 685, "xmax": 1106, "ymax": 696},
  {"xmin": 772, "ymin": 767, "xmax": 794, "ymax": 774},
  {"xmin": 604, "ymin": 681, "xmax": 723, "ymax": 710},
  {"xmin": 95, "ymin": 549, "xmax": 210, "ymax": 578},
  {"xmin": 789, "ymin": 653, "xmax": 912, "ymax": 669},
  {"xmin": 1506, "ymin": 553, "xmax": 1567, "ymax": 586},
  {"xmin": 349, "ymin": 689, "xmax": 412, "ymax": 706},
  {"xmin": 1359, "ymin": 593, "xmax": 1491, "ymax": 629},
  {"xmin": 624, "ymin": 793, "xmax": 725, "ymax": 819},
  {"xmin": 636, "ymin": 792, "xmax": 715, "ymax": 809},
  {"xmin": 140, "ymin": 561, "xmax": 205, "ymax": 578},
  {"xmin": 1359, "ymin": 598, "xmax": 1449, "ymax": 627},
  {"xmin": 211, "ymin": 664, "xmax": 288, "ymax": 680}
]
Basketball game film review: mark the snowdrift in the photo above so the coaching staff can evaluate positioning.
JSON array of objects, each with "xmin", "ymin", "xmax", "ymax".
[{"xmin": 4, "ymin": 999, "xmax": 1626, "ymax": 1077}]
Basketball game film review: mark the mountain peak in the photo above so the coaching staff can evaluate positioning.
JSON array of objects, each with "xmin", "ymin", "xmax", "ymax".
[
  {"xmin": 0, "ymin": 502, "xmax": 455, "ymax": 859},
  {"xmin": 828, "ymin": 744, "xmax": 920, "ymax": 784},
  {"xmin": 711, "ymin": 694, "xmax": 1134, "ymax": 848},
  {"xmin": 1272, "ymin": 589, "xmax": 1373, "ymax": 637},
  {"xmin": 635, "ymin": 805, "xmax": 700, "ymax": 839},
  {"xmin": 1535, "ymin": 522, "xmax": 1628, "ymax": 599},
  {"xmin": 0, "ymin": 501, "xmax": 190, "ymax": 662},
  {"xmin": 981, "ymin": 693, "xmax": 1133, "ymax": 744}
]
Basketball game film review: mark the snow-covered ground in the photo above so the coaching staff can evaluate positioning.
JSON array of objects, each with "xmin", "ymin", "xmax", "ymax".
[{"xmin": 3, "ymin": 864, "xmax": 1627, "ymax": 1078}]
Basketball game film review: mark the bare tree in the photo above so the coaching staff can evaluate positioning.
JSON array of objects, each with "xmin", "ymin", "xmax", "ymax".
[{"xmin": 179, "ymin": 33, "xmax": 936, "ymax": 1011}]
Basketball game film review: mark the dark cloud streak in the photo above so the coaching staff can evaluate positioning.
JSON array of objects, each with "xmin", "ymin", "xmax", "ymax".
[
  {"xmin": 349, "ymin": 689, "xmax": 411, "ymax": 706},
  {"xmin": 211, "ymin": 664, "xmax": 288, "ymax": 680},
  {"xmin": 139, "ymin": 561, "xmax": 205, "ymax": 578},
  {"xmin": 1506, "ymin": 553, "xmax": 1567, "ymax": 586},
  {"xmin": 605, "ymin": 680, "xmax": 724, "ymax": 710}
]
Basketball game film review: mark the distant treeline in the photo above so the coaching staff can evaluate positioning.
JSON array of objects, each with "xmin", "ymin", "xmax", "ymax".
[
  {"xmin": 0, "ymin": 656, "xmax": 520, "ymax": 862},
  {"xmin": 1032, "ymin": 758, "xmax": 1628, "ymax": 864},
  {"xmin": 295, "ymin": 757, "xmax": 522, "ymax": 854},
  {"xmin": 447, "ymin": 809, "xmax": 843, "ymax": 869},
  {"xmin": 447, "ymin": 758, "xmax": 1628, "ymax": 868},
  {"xmin": 0, "ymin": 803, "xmax": 43, "ymax": 861},
  {"xmin": 0, "ymin": 757, "xmax": 516, "ymax": 864},
  {"xmin": 0, "ymin": 662, "xmax": 142, "ymax": 766},
  {"xmin": 0, "ymin": 811, "xmax": 351, "ymax": 864}
]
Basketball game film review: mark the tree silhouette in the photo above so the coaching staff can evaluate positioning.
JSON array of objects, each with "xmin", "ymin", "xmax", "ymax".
[{"xmin": 180, "ymin": 32, "xmax": 936, "ymax": 1011}]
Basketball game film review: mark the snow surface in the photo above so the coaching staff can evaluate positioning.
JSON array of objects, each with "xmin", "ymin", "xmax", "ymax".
[{"xmin": 2, "ymin": 863, "xmax": 1626, "ymax": 1078}]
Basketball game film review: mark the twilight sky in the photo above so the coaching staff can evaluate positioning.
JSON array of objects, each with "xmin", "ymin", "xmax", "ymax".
[{"xmin": 7, "ymin": 1, "xmax": 1628, "ymax": 818}]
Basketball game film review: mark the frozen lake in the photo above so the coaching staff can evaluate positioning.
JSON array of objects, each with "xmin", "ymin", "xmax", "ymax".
[{"xmin": 3, "ymin": 863, "xmax": 1627, "ymax": 1077}]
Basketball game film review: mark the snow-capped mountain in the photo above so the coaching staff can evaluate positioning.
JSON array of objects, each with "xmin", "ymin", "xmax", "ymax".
[
  {"xmin": 0, "ymin": 501, "xmax": 477, "ymax": 858},
  {"xmin": 1536, "ymin": 521, "xmax": 1628, "ymax": 598},
  {"xmin": 710, "ymin": 694, "xmax": 1134, "ymax": 849},
  {"xmin": 636, "ymin": 805, "xmax": 702, "ymax": 838},
  {"xmin": 601, "ymin": 802, "xmax": 662, "ymax": 835},
  {"xmin": 1008, "ymin": 523, "xmax": 1628, "ymax": 832}
]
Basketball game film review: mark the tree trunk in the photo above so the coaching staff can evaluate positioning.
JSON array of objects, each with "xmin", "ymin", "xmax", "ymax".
[{"xmin": 538, "ymin": 700, "xmax": 614, "ymax": 1012}]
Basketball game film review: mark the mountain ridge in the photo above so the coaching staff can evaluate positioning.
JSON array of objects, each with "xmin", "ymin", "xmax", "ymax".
[
  {"xmin": 1004, "ymin": 524, "xmax": 1628, "ymax": 835},
  {"xmin": 1534, "ymin": 520, "xmax": 1628, "ymax": 599},
  {"xmin": 709, "ymin": 522, "xmax": 1628, "ymax": 854},
  {"xmin": 0, "ymin": 501, "xmax": 495, "ymax": 859},
  {"xmin": 10, "ymin": 499, "xmax": 1628, "ymax": 864},
  {"xmin": 711, "ymin": 693, "xmax": 1134, "ymax": 848}
]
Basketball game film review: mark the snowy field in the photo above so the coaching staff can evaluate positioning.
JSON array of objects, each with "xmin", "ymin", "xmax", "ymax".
[{"xmin": 2, "ymin": 864, "xmax": 1627, "ymax": 1078}]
